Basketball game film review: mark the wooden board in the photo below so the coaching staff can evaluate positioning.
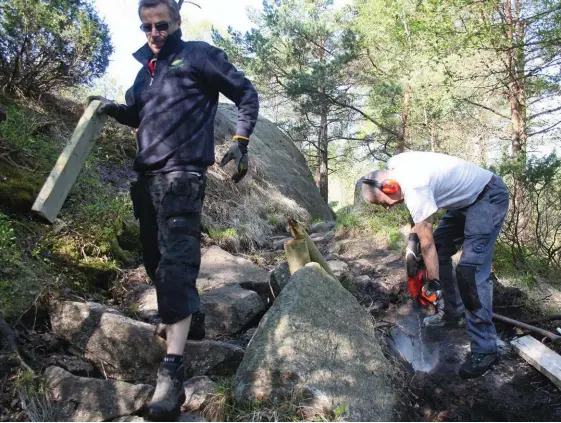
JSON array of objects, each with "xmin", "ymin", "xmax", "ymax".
[
  {"xmin": 511, "ymin": 335, "xmax": 561, "ymax": 389},
  {"xmin": 32, "ymin": 100, "xmax": 108, "ymax": 223}
]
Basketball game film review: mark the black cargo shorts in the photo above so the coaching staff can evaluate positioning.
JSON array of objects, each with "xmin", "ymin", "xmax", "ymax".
[{"xmin": 130, "ymin": 171, "xmax": 206, "ymax": 324}]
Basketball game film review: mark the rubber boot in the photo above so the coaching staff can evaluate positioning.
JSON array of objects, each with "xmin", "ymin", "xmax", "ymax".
[{"xmin": 145, "ymin": 361, "xmax": 185, "ymax": 421}]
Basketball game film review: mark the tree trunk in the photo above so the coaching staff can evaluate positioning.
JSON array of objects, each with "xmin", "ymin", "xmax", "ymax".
[
  {"xmin": 397, "ymin": 87, "xmax": 412, "ymax": 153},
  {"xmin": 505, "ymin": 0, "xmax": 527, "ymax": 160},
  {"xmin": 7, "ymin": 34, "xmax": 28, "ymax": 91},
  {"xmin": 315, "ymin": 95, "xmax": 329, "ymax": 202}
]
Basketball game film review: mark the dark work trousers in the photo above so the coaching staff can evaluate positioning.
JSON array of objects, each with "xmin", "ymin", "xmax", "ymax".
[
  {"xmin": 433, "ymin": 176, "xmax": 509, "ymax": 354},
  {"xmin": 131, "ymin": 171, "xmax": 206, "ymax": 325}
]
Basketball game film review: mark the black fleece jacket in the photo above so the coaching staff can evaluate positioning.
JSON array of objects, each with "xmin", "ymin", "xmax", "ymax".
[{"xmin": 114, "ymin": 30, "xmax": 259, "ymax": 174}]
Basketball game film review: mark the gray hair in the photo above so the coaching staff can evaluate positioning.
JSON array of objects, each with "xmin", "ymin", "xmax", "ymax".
[{"xmin": 138, "ymin": 0, "xmax": 181, "ymax": 21}]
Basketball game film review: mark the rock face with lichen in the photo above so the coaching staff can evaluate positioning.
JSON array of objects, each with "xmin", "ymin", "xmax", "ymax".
[{"xmin": 233, "ymin": 263, "xmax": 401, "ymax": 421}]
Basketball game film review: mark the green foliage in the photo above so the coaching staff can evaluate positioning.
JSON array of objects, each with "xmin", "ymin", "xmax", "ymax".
[
  {"xmin": 214, "ymin": 0, "xmax": 360, "ymax": 200},
  {"xmin": 335, "ymin": 203, "xmax": 409, "ymax": 250},
  {"xmin": 0, "ymin": 0, "xmax": 113, "ymax": 96},
  {"xmin": 335, "ymin": 206, "xmax": 361, "ymax": 230},
  {"xmin": 207, "ymin": 226, "xmax": 238, "ymax": 240},
  {"xmin": 495, "ymin": 153, "xmax": 561, "ymax": 275},
  {"xmin": 0, "ymin": 213, "xmax": 20, "ymax": 269}
]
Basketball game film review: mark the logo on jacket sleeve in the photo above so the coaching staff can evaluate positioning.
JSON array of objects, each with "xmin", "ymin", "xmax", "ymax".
[{"xmin": 169, "ymin": 59, "xmax": 184, "ymax": 71}]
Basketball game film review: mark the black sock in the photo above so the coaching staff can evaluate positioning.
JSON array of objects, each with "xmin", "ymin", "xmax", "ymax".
[{"xmin": 163, "ymin": 354, "xmax": 183, "ymax": 365}]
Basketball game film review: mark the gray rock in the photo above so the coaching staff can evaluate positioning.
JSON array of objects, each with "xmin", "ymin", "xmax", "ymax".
[
  {"xmin": 50, "ymin": 301, "xmax": 164, "ymax": 382},
  {"xmin": 45, "ymin": 366, "xmax": 153, "ymax": 422},
  {"xmin": 350, "ymin": 259, "xmax": 375, "ymax": 274},
  {"xmin": 124, "ymin": 284, "xmax": 265, "ymax": 338},
  {"xmin": 184, "ymin": 340, "xmax": 245, "ymax": 378},
  {"xmin": 309, "ymin": 231, "xmax": 334, "ymax": 244},
  {"xmin": 198, "ymin": 247, "xmax": 270, "ymax": 297},
  {"xmin": 183, "ymin": 376, "xmax": 217, "ymax": 412},
  {"xmin": 123, "ymin": 284, "xmax": 158, "ymax": 321},
  {"xmin": 375, "ymin": 264, "xmax": 387, "ymax": 274},
  {"xmin": 201, "ymin": 285, "xmax": 265, "ymax": 337},
  {"xmin": 215, "ymin": 104, "xmax": 334, "ymax": 221},
  {"xmin": 234, "ymin": 264, "xmax": 400, "ymax": 421},
  {"xmin": 272, "ymin": 237, "xmax": 292, "ymax": 251},
  {"xmin": 50, "ymin": 301, "xmax": 245, "ymax": 382},
  {"xmin": 47, "ymin": 355, "xmax": 94, "ymax": 377},
  {"xmin": 354, "ymin": 275, "xmax": 372, "ymax": 291},
  {"xmin": 326, "ymin": 260, "xmax": 350, "ymax": 279},
  {"xmin": 270, "ymin": 262, "xmax": 291, "ymax": 296},
  {"xmin": 310, "ymin": 221, "xmax": 336, "ymax": 234}
]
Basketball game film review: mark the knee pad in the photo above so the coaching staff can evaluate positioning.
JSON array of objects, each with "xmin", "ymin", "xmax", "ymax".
[{"xmin": 456, "ymin": 264, "xmax": 482, "ymax": 311}]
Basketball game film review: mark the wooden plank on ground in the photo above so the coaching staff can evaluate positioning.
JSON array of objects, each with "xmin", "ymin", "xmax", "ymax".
[
  {"xmin": 32, "ymin": 100, "xmax": 108, "ymax": 223},
  {"xmin": 511, "ymin": 335, "xmax": 561, "ymax": 389}
]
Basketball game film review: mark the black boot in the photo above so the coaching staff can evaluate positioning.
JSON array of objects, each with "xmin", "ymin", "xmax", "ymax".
[
  {"xmin": 459, "ymin": 352, "xmax": 499, "ymax": 379},
  {"xmin": 188, "ymin": 311, "xmax": 205, "ymax": 340},
  {"xmin": 145, "ymin": 359, "xmax": 185, "ymax": 421}
]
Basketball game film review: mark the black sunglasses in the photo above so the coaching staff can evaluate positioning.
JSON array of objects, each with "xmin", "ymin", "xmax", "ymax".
[{"xmin": 140, "ymin": 20, "xmax": 176, "ymax": 33}]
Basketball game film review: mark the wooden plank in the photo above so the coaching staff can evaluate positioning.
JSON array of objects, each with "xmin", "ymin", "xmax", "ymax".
[
  {"xmin": 511, "ymin": 335, "xmax": 561, "ymax": 389},
  {"xmin": 32, "ymin": 100, "xmax": 108, "ymax": 223}
]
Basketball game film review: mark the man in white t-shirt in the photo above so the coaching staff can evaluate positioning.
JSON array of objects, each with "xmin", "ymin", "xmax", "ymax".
[{"xmin": 360, "ymin": 151, "xmax": 510, "ymax": 378}]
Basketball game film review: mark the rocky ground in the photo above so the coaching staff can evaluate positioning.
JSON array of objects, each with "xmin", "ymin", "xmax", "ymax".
[{"xmin": 1, "ymin": 221, "xmax": 561, "ymax": 421}]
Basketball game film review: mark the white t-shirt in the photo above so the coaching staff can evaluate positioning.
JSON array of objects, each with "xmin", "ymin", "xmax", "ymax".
[{"xmin": 386, "ymin": 152, "xmax": 493, "ymax": 224}]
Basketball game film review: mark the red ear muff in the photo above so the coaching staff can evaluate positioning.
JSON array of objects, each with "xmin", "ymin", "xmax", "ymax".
[{"xmin": 380, "ymin": 179, "xmax": 399, "ymax": 195}]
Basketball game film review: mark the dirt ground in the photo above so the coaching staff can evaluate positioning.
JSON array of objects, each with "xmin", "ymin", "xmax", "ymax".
[{"xmin": 344, "ymin": 233, "xmax": 561, "ymax": 422}]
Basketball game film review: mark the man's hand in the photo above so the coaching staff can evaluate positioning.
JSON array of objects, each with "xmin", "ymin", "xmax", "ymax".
[
  {"xmin": 219, "ymin": 138, "xmax": 248, "ymax": 183},
  {"xmin": 86, "ymin": 95, "xmax": 118, "ymax": 117}
]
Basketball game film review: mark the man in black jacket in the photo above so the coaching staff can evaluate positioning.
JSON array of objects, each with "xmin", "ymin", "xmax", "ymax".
[{"xmin": 88, "ymin": 0, "xmax": 259, "ymax": 420}]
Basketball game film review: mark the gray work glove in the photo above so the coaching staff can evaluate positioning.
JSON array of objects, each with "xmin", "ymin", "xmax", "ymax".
[
  {"xmin": 219, "ymin": 138, "xmax": 249, "ymax": 183},
  {"xmin": 86, "ymin": 95, "xmax": 119, "ymax": 117}
]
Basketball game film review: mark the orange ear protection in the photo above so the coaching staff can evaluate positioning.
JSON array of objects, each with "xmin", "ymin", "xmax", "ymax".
[{"xmin": 361, "ymin": 178, "xmax": 400, "ymax": 195}]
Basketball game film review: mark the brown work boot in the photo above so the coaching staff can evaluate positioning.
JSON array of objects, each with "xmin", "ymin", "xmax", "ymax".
[{"xmin": 145, "ymin": 359, "xmax": 185, "ymax": 421}]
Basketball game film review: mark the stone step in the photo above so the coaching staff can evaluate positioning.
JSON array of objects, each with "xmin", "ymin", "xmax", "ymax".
[{"xmin": 50, "ymin": 301, "xmax": 244, "ymax": 382}]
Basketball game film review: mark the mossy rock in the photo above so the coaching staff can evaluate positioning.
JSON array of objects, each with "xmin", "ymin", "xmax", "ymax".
[{"xmin": 0, "ymin": 162, "xmax": 43, "ymax": 214}]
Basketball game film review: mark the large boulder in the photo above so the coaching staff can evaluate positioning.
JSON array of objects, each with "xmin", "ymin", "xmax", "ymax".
[
  {"xmin": 50, "ymin": 301, "xmax": 163, "ymax": 382},
  {"xmin": 123, "ymin": 284, "xmax": 265, "ymax": 338},
  {"xmin": 200, "ymin": 285, "xmax": 265, "ymax": 337},
  {"xmin": 184, "ymin": 339, "xmax": 244, "ymax": 378},
  {"xmin": 215, "ymin": 104, "xmax": 333, "ymax": 221},
  {"xmin": 50, "ymin": 301, "xmax": 244, "ymax": 382},
  {"xmin": 234, "ymin": 264, "xmax": 400, "ymax": 421},
  {"xmin": 198, "ymin": 246, "xmax": 270, "ymax": 297},
  {"xmin": 45, "ymin": 366, "xmax": 153, "ymax": 421}
]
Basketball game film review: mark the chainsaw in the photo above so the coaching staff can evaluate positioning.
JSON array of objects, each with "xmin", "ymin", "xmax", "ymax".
[{"xmin": 405, "ymin": 233, "xmax": 442, "ymax": 310}]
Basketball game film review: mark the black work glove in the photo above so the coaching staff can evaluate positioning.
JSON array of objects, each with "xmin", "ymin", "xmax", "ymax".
[
  {"xmin": 219, "ymin": 138, "xmax": 249, "ymax": 183},
  {"xmin": 86, "ymin": 95, "xmax": 119, "ymax": 118}
]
